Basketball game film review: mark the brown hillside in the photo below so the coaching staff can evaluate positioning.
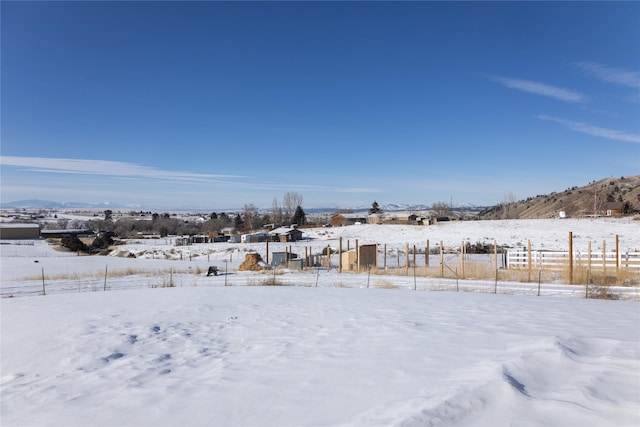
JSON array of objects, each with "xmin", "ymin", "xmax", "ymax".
[{"xmin": 478, "ymin": 175, "xmax": 640, "ymax": 219}]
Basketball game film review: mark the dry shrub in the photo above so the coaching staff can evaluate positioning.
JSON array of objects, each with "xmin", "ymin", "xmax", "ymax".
[
  {"xmin": 588, "ymin": 285, "xmax": 619, "ymax": 300},
  {"xmin": 247, "ymin": 277, "xmax": 283, "ymax": 286},
  {"xmin": 374, "ymin": 279, "xmax": 397, "ymax": 289}
]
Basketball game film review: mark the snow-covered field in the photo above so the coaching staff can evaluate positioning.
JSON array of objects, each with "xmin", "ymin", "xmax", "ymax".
[{"xmin": 2, "ymin": 218, "xmax": 639, "ymax": 426}]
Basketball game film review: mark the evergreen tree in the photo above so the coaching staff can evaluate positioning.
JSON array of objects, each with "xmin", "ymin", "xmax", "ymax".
[
  {"xmin": 291, "ymin": 205, "xmax": 306, "ymax": 225},
  {"xmin": 233, "ymin": 213, "xmax": 244, "ymax": 230},
  {"xmin": 369, "ymin": 201, "xmax": 382, "ymax": 214}
]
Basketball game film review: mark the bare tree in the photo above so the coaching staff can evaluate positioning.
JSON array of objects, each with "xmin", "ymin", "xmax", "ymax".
[
  {"xmin": 271, "ymin": 197, "xmax": 283, "ymax": 226},
  {"xmin": 430, "ymin": 202, "xmax": 452, "ymax": 218},
  {"xmin": 502, "ymin": 192, "xmax": 517, "ymax": 219},
  {"xmin": 283, "ymin": 192, "xmax": 303, "ymax": 223},
  {"xmin": 242, "ymin": 203, "xmax": 261, "ymax": 231},
  {"xmin": 592, "ymin": 186, "xmax": 605, "ymax": 216}
]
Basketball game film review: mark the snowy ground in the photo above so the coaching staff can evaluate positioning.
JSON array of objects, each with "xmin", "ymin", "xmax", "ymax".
[{"xmin": 1, "ymin": 218, "xmax": 639, "ymax": 426}]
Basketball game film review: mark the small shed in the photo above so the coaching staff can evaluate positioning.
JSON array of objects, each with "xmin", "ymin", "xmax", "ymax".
[{"xmin": 340, "ymin": 244, "xmax": 378, "ymax": 271}]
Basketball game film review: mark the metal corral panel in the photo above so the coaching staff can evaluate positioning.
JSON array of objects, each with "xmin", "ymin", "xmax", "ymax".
[
  {"xmin": 288, "ymin": 259, "xmax": 304, "ymax": 270},
  {"xmin": 0, "ymin": 223, "xmax": 40, "ymax": 239},
  {"xmin": 272, "ymin": 252, "xmax": 299, "ymax": 266}
]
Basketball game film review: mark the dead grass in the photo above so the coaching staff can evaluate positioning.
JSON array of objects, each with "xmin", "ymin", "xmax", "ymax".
[
  {"xmin": 247, "ymin": 277, "xmax": 284, "ymax": 286},
  {"xmin": 587, "ymin": 284, "xmax": 619, "ymax": 300},
  {"xmin": 19, "ymin": 267, "xmax": 190, "ymax": 281},
  {"xmin": 365, "ymin": 259, "xmax": 639, "ymax": 287},
  {"xmin": 374, "ymin": 279, "xmax": 397, "ymax": 289}
]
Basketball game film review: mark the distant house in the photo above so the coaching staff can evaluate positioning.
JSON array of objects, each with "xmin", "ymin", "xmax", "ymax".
[
  {"xmin": 269, "ymin": 227, "xmax": 303, "ymax": 242},
  {"xmin": 241, "ymin": 232, "xmax": 269, "ymax": 243},
  {"xmin": 381, "ymin": 213, "xmax": 425, "ymax": 225},
  {"xmin": 221, "ymin": 227, "xmax": 237, "ymax": 236},
  {"xmin": 605, "ymin": 202, "xmax": 626, "ymax": 216},
  {"xmin": 330, "ymin": 213, "xmax": 368, "ymax": 227},
  {"xmin": 0, "ymin": 223, "xmax": 40, "ymax": 239},
  {"xmin": 367, "ymin": 214, "xmax": 382, "ymax": 224},
  {"xmin": 207, "ymin": 231, "xmax": 227, "ymax": 243}
]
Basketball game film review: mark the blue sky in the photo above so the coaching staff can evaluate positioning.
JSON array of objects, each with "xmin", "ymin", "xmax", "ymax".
[{"xmin": 2, "ymin": 1, "xmax": 639, "ymax": 210}]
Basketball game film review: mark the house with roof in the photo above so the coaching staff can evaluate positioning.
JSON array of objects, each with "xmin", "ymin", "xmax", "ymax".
[
  {"xmin": 330, "ymin": 213, "xmax": 368, "ymax": 227},
  {"xmin": 269, "ymin": 226, "xmax": 303, "ymax": 242},
  {"xmin": 605, "ymin": 202, "xmax": 626, "ymax": 216}
]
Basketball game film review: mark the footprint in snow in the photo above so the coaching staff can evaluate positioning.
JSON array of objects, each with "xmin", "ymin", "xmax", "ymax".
[{"xmin": 103, "ymin": 352, "xmax": 125, "ymax": 363}]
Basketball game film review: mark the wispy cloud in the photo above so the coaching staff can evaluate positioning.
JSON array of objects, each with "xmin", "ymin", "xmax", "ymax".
[
  {"xmin": 0, "ymin": 156, "xmax": 384, "ymax": 204},
  {"xmin": 491, "ymin": 76, "xmax": 588, "ymax": 103},
  {"xmin": 0, "ymin": 156, "xmax": 244, "ymax": 183},
  {"xmin": 537, "ymin": 115, "xmax": 640, "ymax": 144},
  {"xmin": 576, "ymin": 62, "xmax": 640, "ymax": 88}
]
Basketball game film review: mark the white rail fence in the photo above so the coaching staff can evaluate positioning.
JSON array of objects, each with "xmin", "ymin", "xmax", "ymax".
[{"xmin": 507, "ymin": 250, "xmax": 640, "ymax": 270}]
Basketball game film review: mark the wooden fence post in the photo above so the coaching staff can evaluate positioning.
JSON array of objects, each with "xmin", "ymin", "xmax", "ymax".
[
  {"xmin": 527, "ymin": 240, "xmax": 532, "ymax": 282},
  {"xmin": 326, "ymin": 245, "xmax": 331, "ymax": 269},
  {"xmin": 459, "ymin": 241, "xmax": 464, "ymax": 279},
  {"xmin": 426, "ymin": 240, "xmax": 430, "ymax": 269},
  {"xmin": 339, "ymin": 237, "xmax": 343, "ymax": 273},
  {"xmin": 384, "ymin": 244, "xmax": 387, "ymax": 271},
  {"xmin": 440, "ymin": 241, "xmax": 444, "ymax": 278},
  {"xmin": 405, "ymin": 243, "xmax": 409, "ymax": 275},
  {"xmin": 616, "ymin": 234, "xmax": 619, "ymax": 274},
  {"xmin": 569, "ymin": 231, "xmax": 573, "ymax": 284}
]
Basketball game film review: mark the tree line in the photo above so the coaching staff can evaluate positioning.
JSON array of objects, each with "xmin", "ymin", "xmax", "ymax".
[{"xmin": 81, "ymin": 192, "xmax": 309, "ymax": 238}]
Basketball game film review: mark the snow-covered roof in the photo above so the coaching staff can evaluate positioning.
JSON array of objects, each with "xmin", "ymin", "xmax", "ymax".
[
  {"xmin": 332, "ymin": 213, "xmax": 368, "ymax": 219},
  {"xmin": 269, "ymin": 227, "xmax": 302, "ymax": 235},
  {"xmin": 0, "ymin": 223, "xmax": 40, "ymax": 229}
]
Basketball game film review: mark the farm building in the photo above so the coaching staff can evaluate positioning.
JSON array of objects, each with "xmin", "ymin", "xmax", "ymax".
[
  {"xmin": 40, "ymin": 228, "xmax": 94, "ymax": 238},
  {"xmin": 269, "ymin": 227, "xmax": 303, "ymax": 242},
  {"xmin": 221, "ymin": 227, "xmax": 237, "ymax": 236},
  {"xmin": 605, "ymin": 202, "xmax": 626, "ymax": 216},
  {"xmin": 330, "ymin": 213, "xmax": 368, "ymax": 227},
  {"xmin": 0, "ymin": 223, "xmax": 40, "ymax": 239},
  {"xmin": 241, "ymin": 232, "xmax": 269, "ymax": 243}
]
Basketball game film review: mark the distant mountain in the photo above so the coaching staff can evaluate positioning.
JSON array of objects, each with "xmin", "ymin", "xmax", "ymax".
[
  {"xmin": 0, "ymin": 199, "xmax": 125, "ymax": 209},
  {"xmin": 1, "ymin": 199, "xmax": 486, "ymax": 214},
  {"xmin": 478, "ymin": 175, "xmax": 640, "ymax": 219}
]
